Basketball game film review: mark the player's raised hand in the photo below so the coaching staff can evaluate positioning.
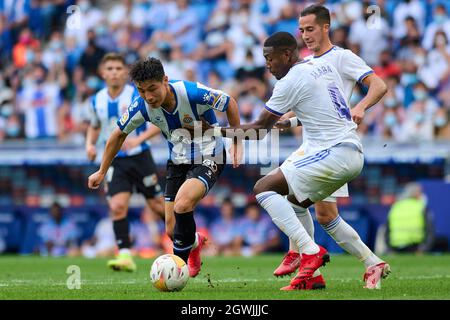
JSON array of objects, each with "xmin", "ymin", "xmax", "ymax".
[
  {"xmin": 86, "ymin": 145, "xmax": 97, "ymax": 161},
  {"xmin": 88, "ymin": 171, "xmax": 105, "ymax": 189},
  {"xmin": 351, "ymin": 105, "xmax": 365, "ymax": 125}
]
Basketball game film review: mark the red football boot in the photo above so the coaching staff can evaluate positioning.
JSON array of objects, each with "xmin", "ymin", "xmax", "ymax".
[
  {"xmin": 187, "ymin": 232, "xmax": 207, "ymax": 278},
  {"xmin": 280, "ymin": 274, "xmax": 326, "ymax": 290},
  {"xmin": 363, "ymin": 262, "xmax": 391, "ymax": 289},
  {"xmin": 273, "ymin": 251, "xmax": 301, "ymax": 277},
  {"xmin": 290, "ymin": 245, "xmax": 330, "ymax": 287}
]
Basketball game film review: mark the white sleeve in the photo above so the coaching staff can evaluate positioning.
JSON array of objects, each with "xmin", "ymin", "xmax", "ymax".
[
  {"xmin": 88, "ymin": 97, "xmax": 101, "ymax": 128},
  {"xmin": 265, "ymin": 77, "xmax": 300, "ymax": 116},
  {"xmin": 339, "ymin": 50, "xmax": 374, "ymax": 83},
  {"xmin": 117, "ymin": 99, "xmax": 146, "ymax": 134}
]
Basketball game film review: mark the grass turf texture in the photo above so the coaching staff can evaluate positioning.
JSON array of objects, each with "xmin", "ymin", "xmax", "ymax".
[{"xmin": 0, "ymin": 254, "xmax": 449, "ymax": 300}]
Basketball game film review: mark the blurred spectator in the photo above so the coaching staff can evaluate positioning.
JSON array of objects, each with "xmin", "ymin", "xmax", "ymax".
[
  {"xmin": 150, "ymin": 0, "xmax": 202, "ymax": 57},
  {"xmin": 348, "ymin": 1, "xmax": 389, "ymax": 66},
  {"xmin": 195, "ymin": 3, "xmax": 234, "ymax": 83},
  {"xmin": 76, "ymin": 30, "xmax": 106, "ymax": 79},
  {"xmin": 393, "ymin": 0, "xmax": 425, "ymax": 41},
  {"xmin": 17, "ymin": 64, "xmax": 65, "ymax": 140},
  {"xmin": 422, "ymin": 3, "xmax": 450, "ymax": 51},
  {"xmin": 419, "ymin": 30, "xmax": 450, "ymax": 91},
  {"xmin": 64, "ymin": 0, "xmax": 105, "ymax": 48},
  {"xmin": 236, "ymin": 202, "xmax": 280, "ymax": 257},
  {"xmin": 12, "ymin": 28, "xmax": 40, "ymax": 69},
  {"xmin": 81, "ymin": 216, "xmax": 116, "ymax": 258},
  {"xmin": 209, "ymin": 198, "xmax": 241, "ymax": 256},
  {"xmin": 433, "ymin": 107, "xmax": 450, "ymax": 139},
  {"xmin": 400, "ymin": 82, "xmax": 438, "ymax": 142},
  {"xmin": 130, "ymin": 207, "xmax": 165, "ymax": 259},
  {"xmin": 386, "ymin": 183, "xmax": 434, "ymax": 254},
  {"xmin": 38, "ymin": 202, "xmax": 80, "ymax": 257},
  {"xmin": 373, "ymin": 49, "xmax": 402, "ymax": 80}
]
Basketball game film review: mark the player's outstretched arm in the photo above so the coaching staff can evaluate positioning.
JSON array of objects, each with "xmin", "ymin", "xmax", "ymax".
[
  {"xmin": 220, "ymin": 109, "xmax": 280, "ymax": 139},
  {"xmin": 352, "ymin": 74, "xmax": 388, "ymax": 124},
  {"xmin": 88, "ymin": 128, "xmax": 128, "ymax": 189},
  {"xmin": 85, "ymin": 126, "xmax": 101, "ymax": 161}
]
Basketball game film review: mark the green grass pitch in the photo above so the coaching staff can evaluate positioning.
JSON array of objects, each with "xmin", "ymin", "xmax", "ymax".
[{"xmin": 0, "ymin": 254, "xmax": 449, "ymax": 300}]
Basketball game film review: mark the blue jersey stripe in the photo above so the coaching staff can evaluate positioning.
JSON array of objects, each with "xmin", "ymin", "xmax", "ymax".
[
  {"xmin": 108, "ymin": 101, "xmax": 118, "ymax": 119},
  {"xmin": 358, "ymin": 70, "xmax": 374, "ymax": 83},
  {"xmin": 265, "ymin": 105, "xmax": 284, "ymax": 117},
  {"xmin": 36, "ymin": 107, "xmax": 46, "ymax": 137},
  {"xmin": 91, "ymin": 95, "xmax": 97, "ymax": 114},
  {"xmin": 294, "ymin": 150, "xmax": 330, "ymax": 168}
]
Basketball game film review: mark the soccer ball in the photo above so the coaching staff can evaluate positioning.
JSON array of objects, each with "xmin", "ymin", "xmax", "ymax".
[{"xmin": 150, "ymin": 254, "xmax": 189, "ymax": 292}]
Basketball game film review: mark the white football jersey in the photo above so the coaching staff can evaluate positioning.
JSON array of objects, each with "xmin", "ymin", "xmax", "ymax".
[
  {"xmin": 304, "ymin": 46, "xmax": 373, "ymax": 101},
  {"xmin": 89, "ymin": 84, "xmax": 150, "ymax": 157},
  {"xmin": 265, "ymin": 59, "xmax": 362, "ymax": 154}
]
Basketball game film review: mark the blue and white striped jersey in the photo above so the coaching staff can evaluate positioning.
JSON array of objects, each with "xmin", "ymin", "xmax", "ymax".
[
  {"xmin": 117, "ymin": 80, "xmax": 230, "ymax": 164},
  {"xmin": 89, "ymin": 84, "xmax": 150, "ymax": 158}
]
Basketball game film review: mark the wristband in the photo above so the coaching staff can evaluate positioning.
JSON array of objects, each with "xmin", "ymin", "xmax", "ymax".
[{"xmin": 289, "ymin": 117, "xmax": 299, "ymax": 128}]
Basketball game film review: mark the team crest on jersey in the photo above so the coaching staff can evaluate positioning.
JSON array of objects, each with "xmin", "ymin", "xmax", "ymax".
[
  {"xmin": 183, "ymin": 114, "xmax": 194, "ymax": 124},
  {"xmin": 119, "ymin": 112, "xmax": 129, "ymax": 125}
]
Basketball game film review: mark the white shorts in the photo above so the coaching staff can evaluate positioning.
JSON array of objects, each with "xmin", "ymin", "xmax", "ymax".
[{"xmin": 280, "ymin": 143, "xmax": 364, "ymax": 203}]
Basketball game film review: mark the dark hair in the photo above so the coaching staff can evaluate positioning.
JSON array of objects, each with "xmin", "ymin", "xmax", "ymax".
[
  {"xmin": 263, "ymin": 31, "xmax": 297, "ymax": 51},
  {"xmin": 300, "ymin": 4, "xmax": 331, "ymax": 26},
  {"xmin": 129, "ymin": 57, "xmax": 165, "ymax": 83},
  {"xmin": 245, "ymin": 201, "xmax": 260, "ymax": 211},
  {"xmin": 100, "ymin": 52, "xmax": 126, "ymax": 66}
]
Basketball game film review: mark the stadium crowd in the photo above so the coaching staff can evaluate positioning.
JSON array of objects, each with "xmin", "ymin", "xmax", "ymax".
[{"xmin": 1, "ymin": 0, "xmax": 450, "ymax": 143}]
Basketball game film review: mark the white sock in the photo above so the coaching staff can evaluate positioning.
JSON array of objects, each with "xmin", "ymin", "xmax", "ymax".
[
  {"xmin": 256, "ymin": 191, "xmax": 319, "ymax": 255},
  {"xmin": 288, "ymin": 201, "xmax": 321, "ymax": 276},
  {"xmin": 321, "ymin": 215, "xmax": 383, "ymax": 268}
]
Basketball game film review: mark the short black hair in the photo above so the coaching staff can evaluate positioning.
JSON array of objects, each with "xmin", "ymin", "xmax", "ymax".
[
  {"xmin": 301, "ymin": 4, "xmax": 331, "ymax": 26},
  {"xmin": 263, "ymin": 31, "xmax": 297, "ymax": 51},
  {"xmin": 129, "ymin": 57, "xmax": 165, "ymax": 83}
]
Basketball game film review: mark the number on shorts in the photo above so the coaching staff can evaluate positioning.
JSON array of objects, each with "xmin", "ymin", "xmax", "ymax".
[{"xmin": 327, "ymin": 83, "xmax": 351, "ymax": 121}]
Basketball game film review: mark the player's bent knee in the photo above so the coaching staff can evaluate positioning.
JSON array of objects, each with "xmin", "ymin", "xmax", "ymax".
[
  {"xmin": 253, "ymin": 178, "xmax": 269, "ymax": 195},
  {"xmin": 109, "ymin": 201, "xmax": 128, "ymax": 218},
  {"xmin": 173, "ymin": 198, "xmax": 196, "ymax": 213}
]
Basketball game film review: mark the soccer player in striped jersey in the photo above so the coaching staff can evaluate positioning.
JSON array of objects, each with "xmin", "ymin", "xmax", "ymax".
[
  {"xmin": 86, "ymin": 53, "xmax": 164, "ymax": 272},
  {"xmin": 274, "ymin": 5, "xmax": 390, "ymax": 290},
  {"xmin": 88, "ymin": 57, "xmax": 241, "ymax": 277}
]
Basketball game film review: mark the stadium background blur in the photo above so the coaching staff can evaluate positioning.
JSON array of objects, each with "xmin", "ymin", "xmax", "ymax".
[{"xmin": 0, "ymin": 0, "xmax": 449, "ymax": 258}]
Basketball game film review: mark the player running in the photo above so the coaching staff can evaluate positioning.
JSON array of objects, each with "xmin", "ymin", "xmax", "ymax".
[
  {"xmin": 88, "ymin": 57, "xmax": 241, "ymax": 277},
  {"xmin": 273, "ymin": 5, "xmax": 390, "ymax": 290},
  {"xmin": 86, "ymin": 53, "xmax": 164, "ymax": 272},
  {"xmin": 191, "ymin": 31, "xmax": 378, "ymax": 290}
]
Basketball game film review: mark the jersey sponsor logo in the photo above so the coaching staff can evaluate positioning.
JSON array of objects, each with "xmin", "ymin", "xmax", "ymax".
[
  {"xmin": 119, "ymin": 111, "xmax": 129, "ymax": 125},
  {"xmin": 183, "ymin": 114, "xmax": 194, "ymax": 124},
  {"xmin": 202, "ymin": 159, "xmax": 218, "ymax": 173}
]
